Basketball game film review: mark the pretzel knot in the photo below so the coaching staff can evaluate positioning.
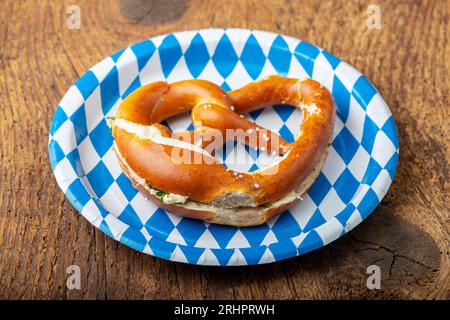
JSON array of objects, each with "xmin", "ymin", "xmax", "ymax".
[{"xmin": 110, "ymin": 76, "xmax": 335, "ymax": 226}]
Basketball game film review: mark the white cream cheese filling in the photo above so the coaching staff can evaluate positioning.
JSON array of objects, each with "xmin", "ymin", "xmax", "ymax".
[{"xmin": 111, "ymin": 118, "xmax": 214, "ymax": 159}]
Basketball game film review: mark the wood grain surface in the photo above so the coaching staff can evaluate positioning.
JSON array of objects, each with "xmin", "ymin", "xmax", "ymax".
[{"xmin": 0, "ymin": 0, "xmax": 448, "ymax": 299}]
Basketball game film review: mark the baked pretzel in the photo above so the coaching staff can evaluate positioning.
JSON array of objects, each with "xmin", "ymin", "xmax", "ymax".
[{"xmin": 110, "ymin": 76, "xmax": 335, "ymax": 226}]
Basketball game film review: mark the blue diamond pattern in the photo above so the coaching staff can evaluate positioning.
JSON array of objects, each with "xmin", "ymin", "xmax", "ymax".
[
  {"xmin": 332, "ymin": 75, "xmax": 351, "ymax": 122},
  {"xmin": 48, "ymin": 140, "xmax": 65, "ymax": 167},
  {"xmin": 122, "ymin": 76, "xmax": 141, "ymax": 99},
  {"xmin": 116, "ymin": 173, "xmax": 138, "ymax": 201},
  {"xmin": 335, "ymin": 204, "xmax": 356, "ymax": 227},
  {"xmin": 212, "ymin": 249, "xmax": 234, "ymax": 265},
  {"xmin": 269, "ymin": 240, "xmax": 298, "ymax": 261},
  {"xmin": 176, "ymin": 218, "xmax": 207, "ymax": 246},
  {"xmin": 298, "ymin": 230, "xmax": 324, "ymax": 254},
  {"xmin": 249, "ymin": 108, "xmax": 264, "ymax": 120},
  {"xmin": 100, "ymin": 67, "xmax": 120, "ymax": 114},
  {"xmin": 244, "ymin": 144, "xmax": 259, "ymax": 161},
  {"xmin": 384, "ymin": 152, "xmax": 399, "ymax": 179},
  {"xmin": 120, "ymin": 227, "xmax": 147, "ymax": 252},
  {"xmin": 308, "ymin": 172, "xmax": 332, "ymax": 205},
  {"xmin": 322, "ymin": 50, "xmax": 341, "ymax": 69},
  {"xmin": 118, "ymin": 204, "xmax": 144, "ymax": 229},
  {"xmin": 357, "ymin": 188, "xmax": 379, "ymax": 219},
  {"xmin": 131, "ymin": 40, "xmax": 156, "ymax": 71},
  {"xmin": 96, "ymin": 201, "xmax": 109, "ymax": 218},
  {"xmin": 180, "ymin": 246, "xmax": 204, "ymax": 264},
  {"xmin": 352, "ymin": 76, "xmax": 377, "ymax": 110},
  {"xmin": 49, "ymin": 29, "xmax": 399, "ymax": 266},
  {"xmin": 66, "ymin": 179, "xmax": 91, "ymax": 209},
  {"xmin": 271, "ymin": 212, "xmax": 302, "ymax": 240},
  {"xmin": 294, "ymin": 41, "xmax": 320, "ymax": 77},
  {"xmin": 148, "ymin": 237, "xmax": 176, "ymax": 260},
  {"xmin": 268, "ymin": 36, "xmax": 291, "ymax": 76},
  {"xmin": 248, "ymin": 163, "xmax": 259, "ymax": 172},
  {"xmin": 221, "ymin": 81, "xmax": 232, "ymax": 91},
  {"xmin": 240, "ymin": 246, "xmax": 267, "ymax": 265},
  {"xmin": 362, "ymin": 157, "xmax": 382, "ymax": 185},
  {"xmin": 240, "ymin": 223, "xmax": 270, "ymax": 247},
  {"xmin": 279, "ymin": 124, "xmax": 295, "ymax": 142},
  {"xmin": 240, "ymin": 34, "xmax": 266, "ymax": 79},
  {"xmin": 145, "ymin": 208, "xmax": 175, "ymax": 238},
  {"xmin": 67, "ymin": 148, "xmax": 84, "ymax": 177},
  {"xmin": 90, "ymin": 119, "xmax": 113, "ymax": 157},
  {"xmin": 208, "ymin": 224, "xmax": 238, "ymax": 249},
  {"xmin": 273, "ymin": 104, "xmax": 295, "ymax": 122},
  {"xmin": 360, "ymin": 116, "xmax": 379, "ymax": 154},
  {"xmin": 70, "ymin": 105, "xmax": 88, "ymax": 145},
  {"xmin": 75, "ymin": 71, "xmax": 99, "ymax": 99},
  {"xmin": 49, "ymin": 107, "xmax": 68, "ymax": 136},
  {"xmin": 334, "ymin": 168, "xmax": 360, "ymax": 203},
  {"xmin": 303, "ymin": 209, "xmax": 326, "ymax": 232},
  {"xmin": 111, "ymin": 48, "xmax": 125, "ymax": 62},
  {"xmin": 382, "ymin": 117, "xmax": 399, "ymax": 149},
  {"xmin": 86, "ymin": 161, "xmax": 114, "ymax": 198},
  {"xmin": 99, "ymin": 220, "xmax": 114, "ymax": 238}
]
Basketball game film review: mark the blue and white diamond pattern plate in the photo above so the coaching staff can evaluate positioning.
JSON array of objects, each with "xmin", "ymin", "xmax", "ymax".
[{"xmin": 49, "ymin": 28, "xmax": 399, "ymax": 266}]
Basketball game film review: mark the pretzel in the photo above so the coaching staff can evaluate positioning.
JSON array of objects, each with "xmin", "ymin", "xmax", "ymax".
[{"xmin": 110, "ymin": 76, "xmax": 335, "ymax": 226}]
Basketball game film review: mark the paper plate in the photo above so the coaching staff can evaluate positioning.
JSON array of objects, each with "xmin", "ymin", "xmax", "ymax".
[{"xmin": 49, "ymin": 28, "xmax": 399, "ymax": 266}]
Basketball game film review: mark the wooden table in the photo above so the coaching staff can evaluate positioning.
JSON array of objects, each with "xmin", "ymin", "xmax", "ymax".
[{"xmin": 0, "ymin": 0, "xmax": 448, "ymax": 299}]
